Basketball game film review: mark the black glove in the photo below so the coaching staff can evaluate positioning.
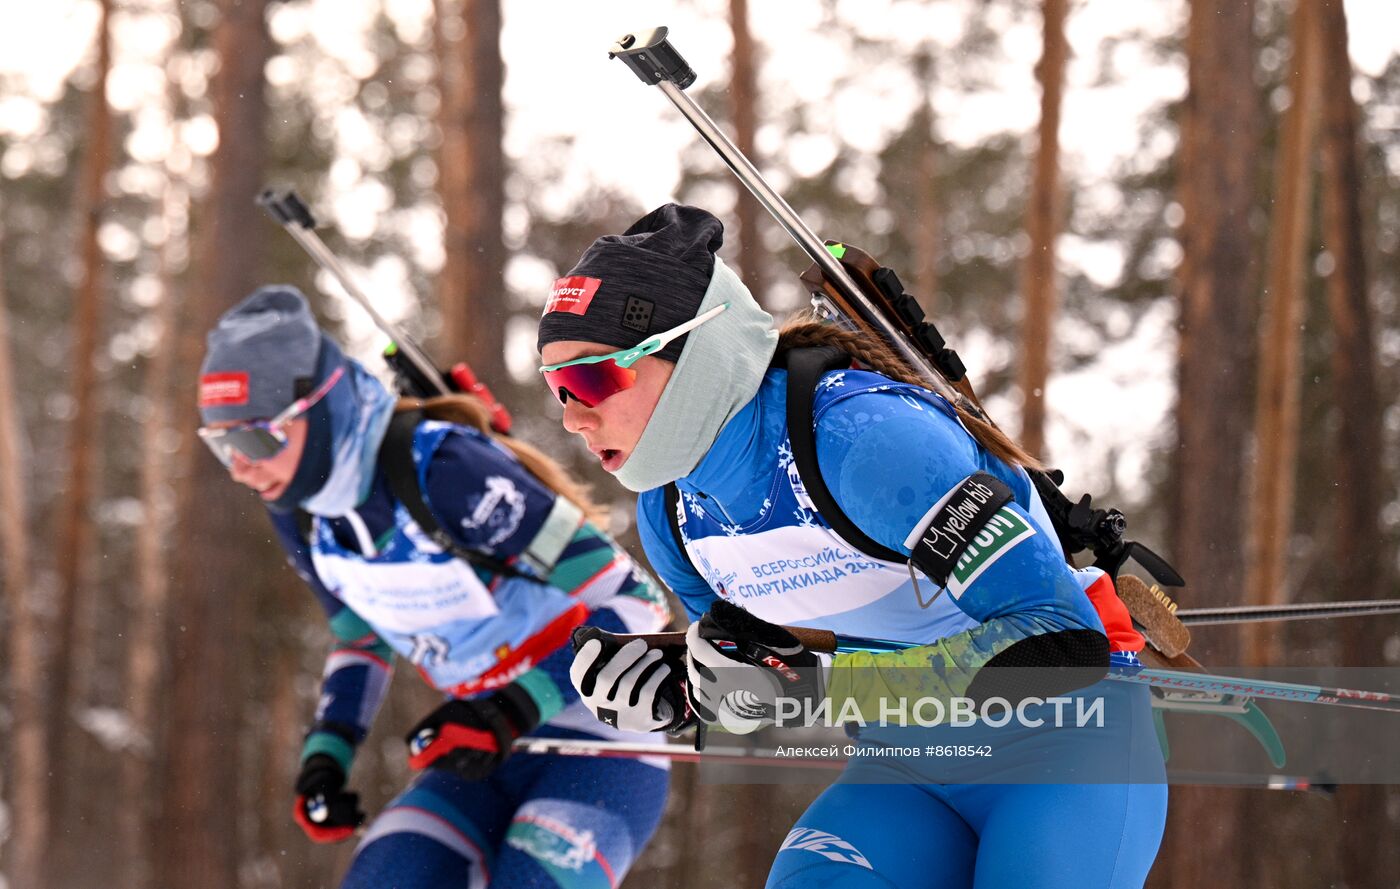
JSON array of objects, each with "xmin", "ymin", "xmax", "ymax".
[
  {"xmin": 405, "ymin": 684, "xmax": 540, "ymax": 781},
  {"xmin": 686, "ymin": 599, "xmax": 827, "ymax": 734},
  {"xmin": 292, "ymin": 755, "xmax": 365, "ymax": 844}
]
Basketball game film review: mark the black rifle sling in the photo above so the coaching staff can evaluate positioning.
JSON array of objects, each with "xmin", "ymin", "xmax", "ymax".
[
  {"xmin": 294, "ymin": 509, "xmax": 315, "ymax": 545},
  {"xmin": 663, "ymin": 482, "xmax": 689, "ymax": 564},
  {"xmin": 1026, "ymin": 467, "xmax": 1085, "ymax": 559},
  {"xmin": 380, "ymin": 409, "xmax": 529, "ymax": 580},
  {"xmin": 781, "ymin": 346, "xmax": 908, "ymax": 565}
]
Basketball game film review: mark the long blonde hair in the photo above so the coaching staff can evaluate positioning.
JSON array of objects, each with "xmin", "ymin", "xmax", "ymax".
[
  {"xmin": 395, "ymin": 394, "xmax": 606, "ymax": 526},
  {"xmin": 776, "ymin": 318, "xmax": 1042, "ymax": 470}
]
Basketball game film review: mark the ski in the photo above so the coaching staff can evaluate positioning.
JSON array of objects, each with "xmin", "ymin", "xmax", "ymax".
[{"xmin": 1115, "ymin": 668, "xmax": 1399, "ymax": 714}]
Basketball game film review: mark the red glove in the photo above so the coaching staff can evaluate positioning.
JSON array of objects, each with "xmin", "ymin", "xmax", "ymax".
[
  {"xmin": 292, "ymin": 755, "xmax": 365, "ymax": 844},
  {"xmin": 405, "ymin": 685, "xmax": 540, "ymax": 781}
]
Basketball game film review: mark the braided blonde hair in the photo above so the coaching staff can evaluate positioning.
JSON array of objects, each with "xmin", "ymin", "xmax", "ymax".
[{"xmin": 777, "ymin": 318, "xmax": 1042, "ymax": 470}]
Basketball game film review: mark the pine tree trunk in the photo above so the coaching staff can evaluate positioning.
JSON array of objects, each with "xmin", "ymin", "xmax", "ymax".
[
  {"xmin": 0, "ymin": 218, "xmax": 48, "ymax": 889},
  {"xmin": 1017, "ymin": 0, "xmax": 1068, "ymax": 459},
  {"xmin": 1318, "ymin": 0, "xmax": 1384, "ymax": 649},
  {"xmin": 729, "ymin": 0, "xmax": 765, "ymax": 301},
  {"xmin": 1316, "ymin": 1, "xmax": 1400, "ymax": 883},
  {"xmin": 434, "ymin": 0, "xmax": 469, "ymax": 363},
  {"xmin": 120, "ymin": 175, "xmax": 186, "ymax": 889},
  {"xmin": 1242, "ymin": 0, "xmax": 1322, "ymax": 667},
  {"xmin": 1170, "ymin": 0, "xmax": 1260, "ymax": 647},
  {"xmin": 1158, "ymin": 0, "xmax": 1260, "ymax": 885},
  {"xmin": 158, "ymin": 1, "xmax": 271, "ymax": 886},
  {"xmin": 436, "ymin": 0, "xmax": 506, "ymax": 384},
  {"xmin": 910, "ymin": 49, "xmax": 940, "ymax": 313},
  {"xmin": 914, "ymin": 121, "xmax": 940, "ymax": 310},
  {"xmin": 49, "ymin": 0, "xmax": 112, "ymax": 822}
]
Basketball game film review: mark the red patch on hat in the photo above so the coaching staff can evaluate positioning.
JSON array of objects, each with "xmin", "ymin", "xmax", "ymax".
[
  {"xmin": 545, "ymin": 276, "xmax": 602, "ymax": 316},
  {"xmin": 199, "ymin": 371, "xmax": 250, "ymax": 407}
]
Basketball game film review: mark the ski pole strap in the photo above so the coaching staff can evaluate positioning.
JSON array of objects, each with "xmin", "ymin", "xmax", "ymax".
[
  {"xmin": 779, "ymin": 345, "xmax": 907, "ymax": 565},
  {"xmin": 379, "ymin": 410, "xmax": 530, "ymax": 580}
]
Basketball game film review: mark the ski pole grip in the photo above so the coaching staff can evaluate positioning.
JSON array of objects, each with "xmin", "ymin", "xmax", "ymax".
[
  {"xmin": 571, "ymin": 624, "xmax": 839, "ymax": 654},
  {"xmin": 608, "ymin": 27, "xmax": 696, "ymax": 89},
  {"xmin": 257, "ymin": 188, "xmax": 317, "ymax": 229}
]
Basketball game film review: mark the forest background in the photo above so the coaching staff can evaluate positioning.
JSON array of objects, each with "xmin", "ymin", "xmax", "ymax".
[{"xmin": 1, "ymin": 0, "xmax": 1398, "ymax": 887}]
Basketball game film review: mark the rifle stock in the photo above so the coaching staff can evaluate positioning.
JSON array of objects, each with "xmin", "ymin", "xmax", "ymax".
[{"xmin": 799, "ymin": 242, "xmax": 982, "ymax": 412}]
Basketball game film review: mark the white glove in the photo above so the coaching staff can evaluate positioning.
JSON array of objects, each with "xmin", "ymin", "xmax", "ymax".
[{"xmin": 570, "ymin": 638, "xmax": 678, "ymax": 733}]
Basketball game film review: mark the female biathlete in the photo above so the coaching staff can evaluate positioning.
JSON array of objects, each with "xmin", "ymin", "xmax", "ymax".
[
  {"xmin": 536, "ymin": 205, "xmax": 1168, "ymax": 888},
  {"xmin": 197, "ymin": 285, "xmax": 670, "ymax": 889}
]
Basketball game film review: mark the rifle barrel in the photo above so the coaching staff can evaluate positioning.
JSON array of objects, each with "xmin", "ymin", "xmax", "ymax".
[
  {"xmin": 652, "ymin": 78, "xmax": 957, "ymax": 401},
  {"xmin": 260, "ymin": 189, "xmax": 450, "ymax": 395}
]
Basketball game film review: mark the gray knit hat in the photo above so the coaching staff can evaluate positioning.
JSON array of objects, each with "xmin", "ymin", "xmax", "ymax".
[{"xmin": 198, "ymin": 285, "xmax": 323, "ymax": 424}]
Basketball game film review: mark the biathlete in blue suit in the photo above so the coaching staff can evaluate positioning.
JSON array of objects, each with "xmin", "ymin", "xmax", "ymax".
[
  {"xmin": 536, "ymin": 205, "xmax": 1167, "ymax": 888},
  {"xmin": 198, "ymin": 286, "xmax": 670, "ymax": 889}
]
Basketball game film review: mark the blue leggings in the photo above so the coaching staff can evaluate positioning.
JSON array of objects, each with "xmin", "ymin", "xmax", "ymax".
[
  {"xmin": 766, "ymin": 780, "xmax": 1166, "ymax": 889},
  {"xmin": 767, "ymin": 686, "xmax": 1168, "ymax": 888},
  {"xmin": 341, "ymin": 728, "xmax": 669, "ymax": 889}
]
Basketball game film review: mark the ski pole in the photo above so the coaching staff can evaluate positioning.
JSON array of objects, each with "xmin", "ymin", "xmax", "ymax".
[
  {"xmin": 1117, "ymin": 668, "xmax": 1400, "ymax": 714},
  {"xmin": 509, "ymin": 736, "xmax": 845, "ymax": 769},
  {"xmin": 601, "ymin": 626, "xmax": 1400, "ymax": 715},
  {"xmin": 507, "ymin": 738, "xmax": 1335, "ymax": 791},
  {"xmin": 257, "ymin": 188, "xmax": 450, "ymax": 396},
  {"xmin": 1177, "ymin": 598, "xmax": 1400, "ymax": 626}
]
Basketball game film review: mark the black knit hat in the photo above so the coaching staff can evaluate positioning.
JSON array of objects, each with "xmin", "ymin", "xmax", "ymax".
[{"xmin": 536, "ymin": 204, "xmax": 724, "ymax": 363}]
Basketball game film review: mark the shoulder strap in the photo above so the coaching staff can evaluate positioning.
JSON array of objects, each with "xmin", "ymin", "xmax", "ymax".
[
  {"xmin": 663, "ymin": 483, "xmax": 687, "ymax": 555},
  {"xmin": 782, "ymin": 346, "xmax": 908, "ymax": 565},
  {"xmin": 663, "ymin": 482, "xmax": 698, "ymax": 575},
  {"xmin": 379, "ymin": 410, "xmax": 528, "ymax": 580},
  {"xmin": 294, "ymin": 509, "xmax": 314, "ymax": 546}
]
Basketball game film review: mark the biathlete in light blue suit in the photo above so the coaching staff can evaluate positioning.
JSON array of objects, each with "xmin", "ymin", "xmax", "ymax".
[
  {"xmin": 536, "ymin": 205, "xmax": 1167, "ymax": 888},
  {"xmin": 198, "ymin": 286, "xmax": 670, "ymax": 889}
]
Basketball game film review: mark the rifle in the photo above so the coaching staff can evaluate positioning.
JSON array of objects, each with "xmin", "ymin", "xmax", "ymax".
[
  {"xmin": 257, "ymin": 188, "xmax": 513, "ymax": 435},
  {"xmin": 607, "ymin": 28, "xmax": 1178, "ymax": 591}
]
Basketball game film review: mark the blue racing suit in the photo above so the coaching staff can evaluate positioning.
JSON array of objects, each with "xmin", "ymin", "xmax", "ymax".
[
  {"xmin": 637, "ymin": 368, "xmax": 1166, "ymax": 888},
  {"xmin": 271, "ymin": 419, "xmax": 670, "ymax": 889}
]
